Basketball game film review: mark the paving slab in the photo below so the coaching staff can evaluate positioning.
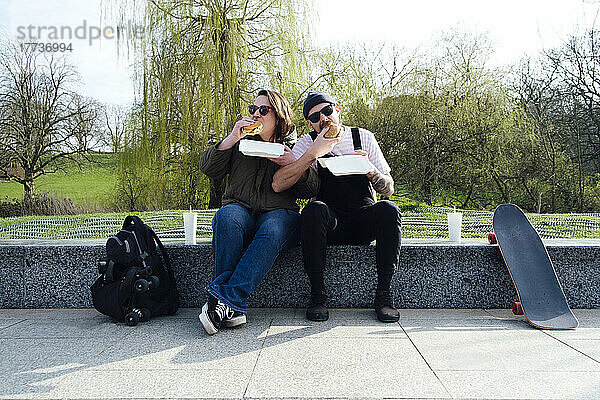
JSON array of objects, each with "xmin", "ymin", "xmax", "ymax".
[
  {"xmin": 246, "ymin": 336, "xmax": 450, "ymax": 399},
  {"xmin": 266, "ymin": 318, "xmax": 408, "ymax": 339},
  {"xmin": 550, "ymin": 339, "xmax": 600, "ymax": 363},
  {"xmin": 90, "ymin": 318, "xmax": 270, "ymax": 372},
  {"xmin": 402, "ymin": 316, "xmax": 530, "ymax": 332},
  {"xmin": 0, "ymin": 318, "xmax": 25, "ymax": 330},
  {"xmin": 0, "ymin": 308, "xmax": 103, "ymax": 320},
  {"xmin": 0, "ymin": 337, "xmax": 122, "ymax": 399},
  {"xmin": 400, "ymin": 308, "xmax": 494, "ymax": 320},
  {"xmin": 401, "ymin": 318, "xmax": 600, "ymax": 372},
  {"xmin": 0, "ymin": 316, "xmax": 127, "ymax": 339},
  {"xmin": 291, "ymin": 308, "xmax": 384, "ymax": 320},
  {"xmin": 0, "ymin": 372, "xmax": 69, "ymax": 400},
  {"xmin": 437, "ymin": 370, "xmax": 600, "ymax": 399},
  {"xmin": 484, "ymin": 308, "xmax": 525, "ymax": 320},
  {"xmin": 1, "ymin": 308, "xmax": 600, "ymax": 400},
  {"xmin": 572, "ymin": 309, "xmax": 600, "ymax": 320},
  {"xmin": 8, "ymin": 369, "xmax": 252, "ymax": 399},
  {"xmin": 0, "ymin": 335, "xmax": 125, "ymax": 370},
  {"xmin": 486, "ymin": 309, "xmax": 600, "ymax": 341},
  {"xmin": 546, "ymin": 317, "xmax": 600, "ymax": 341},
  {"xmin": 486, "ymin": 308, "xmax": 600, "ymax": 322}
]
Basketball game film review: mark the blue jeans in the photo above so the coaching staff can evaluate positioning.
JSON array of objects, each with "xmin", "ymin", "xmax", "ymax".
[{"xmin": 206, "ymin": 202, "xmax": 300, "ymax": 312}]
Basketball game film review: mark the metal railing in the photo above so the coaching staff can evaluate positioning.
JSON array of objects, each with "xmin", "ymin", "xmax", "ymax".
[{"xmin": 1, "ymin": 207, "xmax": 599, "ymax": 240}]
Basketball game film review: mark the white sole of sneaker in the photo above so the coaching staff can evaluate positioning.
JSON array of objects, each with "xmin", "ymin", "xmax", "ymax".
[
  {"xmin": 222, "ymin": 313, "xmax": 247, "ymax": 328},
  {"xmin": 199, "ymin": 303, "xmax": 218, "ymax": 335}
]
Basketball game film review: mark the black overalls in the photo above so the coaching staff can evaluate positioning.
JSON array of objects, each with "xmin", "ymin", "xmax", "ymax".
[{"xmin": 300, "ymin": 127, "xmax": 402, "ymax": 304}]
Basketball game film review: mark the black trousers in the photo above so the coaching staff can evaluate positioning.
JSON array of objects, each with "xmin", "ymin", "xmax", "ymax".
[{"xmin": 300, "ymin": 200, "xmax": 402, "ymax": 300}]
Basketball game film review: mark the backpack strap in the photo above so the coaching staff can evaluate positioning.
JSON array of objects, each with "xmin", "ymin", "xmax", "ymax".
[
  {"xmin": 120, "ymin": 266, "xmax": 140, "ymax": 309},
  {"xmin": 150, "ymin": 229, "xmax": 179, "ymax": 299},
  {"xmin": 351, "ymin": 127, "xmax": 362, "ymax": 151}
]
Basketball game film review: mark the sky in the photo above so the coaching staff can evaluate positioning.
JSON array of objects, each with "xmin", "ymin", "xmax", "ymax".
[
  {"xmin": 316, "ymin": 0, "xmax": 600, "ymax": 65},
  {"xmin": 0, "ymin": 0, "xmax": 135, "ymax": 106},
  {"xmin": 1, "ymin": 0, "xmax": 599, "ymax": 106}
]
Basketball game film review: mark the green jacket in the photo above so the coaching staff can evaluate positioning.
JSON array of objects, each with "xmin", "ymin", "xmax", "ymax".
[{"xmin": 200, "ymin": 134, "xmax": 319, "ymax": 214}]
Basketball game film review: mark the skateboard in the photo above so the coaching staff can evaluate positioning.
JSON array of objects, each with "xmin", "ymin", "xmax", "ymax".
[{"xmin": 492, "ymin": 203, "xmax": 578, "ymax": 330}]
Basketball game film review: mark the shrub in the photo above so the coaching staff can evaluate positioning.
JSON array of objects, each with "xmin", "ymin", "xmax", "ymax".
[{"xmin": 0, "ymin": 194, "xmax": 83, "ymax": 217}]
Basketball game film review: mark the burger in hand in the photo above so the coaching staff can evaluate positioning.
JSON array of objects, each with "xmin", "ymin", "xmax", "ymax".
[
  {"xmin": 242, "ymin": 120, "xmax": 263, "ymax": 135},
  {"xmin": 322, "ymin": 120, "xmax": 340, "ymax": 138}
]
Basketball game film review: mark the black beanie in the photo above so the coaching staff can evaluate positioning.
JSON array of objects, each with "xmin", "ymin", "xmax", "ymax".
[{"xmin": 303, "ymin": 91, "xmax": 336, "ymax": 119}]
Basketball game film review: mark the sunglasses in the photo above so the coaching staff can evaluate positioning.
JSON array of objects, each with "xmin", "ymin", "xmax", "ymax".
[
  {"xmin": 248, "ymin": 104, "xmax": 274, "ymax": 116},
  {"xmin": 307, "ymin": 103, "xmax": 334, "ymax": 123}
]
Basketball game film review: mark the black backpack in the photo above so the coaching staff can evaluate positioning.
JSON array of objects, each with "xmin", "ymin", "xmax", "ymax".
[{"xmin": 91, "ymin": 215, "xmax": 179, "ymax": 326}]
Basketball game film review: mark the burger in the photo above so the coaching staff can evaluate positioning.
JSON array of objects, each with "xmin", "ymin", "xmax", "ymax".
[
  {"xmin": 242, "ymin": 120, "xmax": 263, "ymax": 134},
  {"xmin": 322, "ymin": 121, "xmax": 340, "ymax": 138}
]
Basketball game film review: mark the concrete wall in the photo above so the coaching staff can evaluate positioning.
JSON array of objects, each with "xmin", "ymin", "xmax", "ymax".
[{"xmin": 1, "ymin": 242, "xmax": 599, "ymax": 309}]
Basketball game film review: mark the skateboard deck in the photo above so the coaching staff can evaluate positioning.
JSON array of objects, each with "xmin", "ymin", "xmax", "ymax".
[{"xmin": 492, "ymin": 204, "xmax": 578, "ymax": 330}]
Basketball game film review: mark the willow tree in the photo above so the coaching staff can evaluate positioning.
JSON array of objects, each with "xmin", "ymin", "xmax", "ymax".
[{"xmin": 106, "ymin": 0, "xmax": 314, "ymax": 210}]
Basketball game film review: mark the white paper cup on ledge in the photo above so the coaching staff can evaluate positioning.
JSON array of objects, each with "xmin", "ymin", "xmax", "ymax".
[
  {"xmin": 183, "ymin": 211, "xmax": 197, "ymax": 245},
  {"xmin": 447, "ymin": 211, "xmax": 463, "ymax": 243}
]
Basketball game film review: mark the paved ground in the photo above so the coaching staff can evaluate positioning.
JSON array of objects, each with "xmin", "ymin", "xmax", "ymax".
[{"xmin": 1, "ymin": 308, "xmax": 599, "ymax": 400}]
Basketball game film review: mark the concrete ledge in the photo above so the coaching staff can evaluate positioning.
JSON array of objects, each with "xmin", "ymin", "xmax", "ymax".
[{"xmin": 1, "ymin": 240, "xmax": 599, "ymax": 309}]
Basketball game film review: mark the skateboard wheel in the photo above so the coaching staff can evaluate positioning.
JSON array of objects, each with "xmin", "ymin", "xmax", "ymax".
[
  {"xmin": 134, "ymin": 278, "xmax": 150, "ymax": 293},
  {"xmin": 512, "ymin": 301, "xmax": 524, "ymax": 315},
  {"xmin": 125, "ymin": 312, "xmax": 140, "ymax": 326},
  {"xmin": 488, "ymin": 232, "xmax": 497, "ymax": 244}
]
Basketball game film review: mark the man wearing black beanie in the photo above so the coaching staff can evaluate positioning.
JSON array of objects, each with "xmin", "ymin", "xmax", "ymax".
[{"xmin": 272, "ymin": 91, "xmax": 402, "ymax": 323}]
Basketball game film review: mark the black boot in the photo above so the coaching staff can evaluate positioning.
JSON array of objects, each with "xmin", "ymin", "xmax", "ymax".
[
  {"xmin": 306, "ymin": 291, "xmax": 329, "ymax": 322},
  {"xmin": 374, "ymin": 290, "xmax": 399, "ymax": 323}
]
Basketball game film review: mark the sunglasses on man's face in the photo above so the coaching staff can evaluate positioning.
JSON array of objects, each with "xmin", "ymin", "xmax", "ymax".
[
  {"xmin": 248, "ymin": 104, "xmax": 274, "ymax": 116},
  {"xmin": 307, "ymin": 104, "xmax": 334, "ymax": 123}
]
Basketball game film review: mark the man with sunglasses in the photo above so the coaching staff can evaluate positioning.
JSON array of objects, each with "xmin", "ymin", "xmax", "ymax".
[{"xmin": 272, "ymin": 91, "xmax": 402, "ymax": 323}]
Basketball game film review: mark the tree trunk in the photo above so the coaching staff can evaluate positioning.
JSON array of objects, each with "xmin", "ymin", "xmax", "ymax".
[
  {"xmin": 576, "ymin": 121, "xmax": 584, "ymax": 212},
  {"xmin": 23, "ymin": 172, "xmax": 35, "ymax": 213}
]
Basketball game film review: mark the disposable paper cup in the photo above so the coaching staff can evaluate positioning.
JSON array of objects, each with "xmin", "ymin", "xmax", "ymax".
[
  {"xmin": 447, "ymin": 212, "xmax": 462, "ymax": 243},
  {"xmin": 183, "ymin": 212, "xmax": 197, "ymax": 245}
]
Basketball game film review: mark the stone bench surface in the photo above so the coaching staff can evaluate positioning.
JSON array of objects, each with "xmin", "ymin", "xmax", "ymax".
[{"xmin": 1, "ymin": 240, "xmax": 599, "ymax": 309}]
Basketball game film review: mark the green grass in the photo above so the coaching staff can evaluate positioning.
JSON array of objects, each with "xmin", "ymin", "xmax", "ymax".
[{"xmin": 0, "ymin": 154, "xmax": 118, "ymax": 208}]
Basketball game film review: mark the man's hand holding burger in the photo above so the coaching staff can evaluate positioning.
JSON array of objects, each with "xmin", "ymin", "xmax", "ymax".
[
  {"xmin": 217, "ymin": 117, "xmax": 263, "ymax": 150},
  {"xmin": 322, "ymin": 120, "xmax": 341, "ymax": 139},
  {"xmin": 306, "ymin": 123, "xmax": 343, "ymax": 159}
]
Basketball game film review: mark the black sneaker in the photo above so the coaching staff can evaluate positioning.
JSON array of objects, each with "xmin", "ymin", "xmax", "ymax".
[
  {"xmin": 306, "ymin": 291, "xmax": 329, "ymax": 321},
  {"xmin": 374, "ymin": 290, "xmax": 399, "ymax": 323},
  {"xmin": 222, "ymin": 311, "xmax": 247, "ymax": 328},
  {"xmin": 199, "ymin": 297, "xmax": 234, "ymax": 335}
]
